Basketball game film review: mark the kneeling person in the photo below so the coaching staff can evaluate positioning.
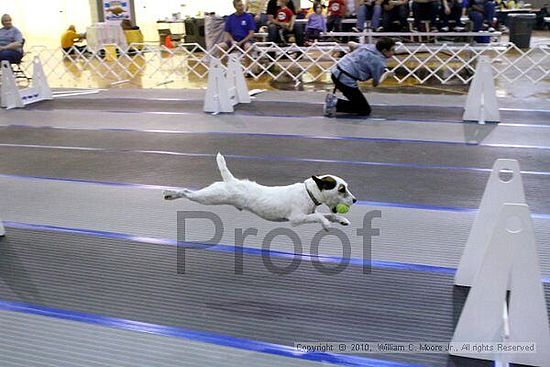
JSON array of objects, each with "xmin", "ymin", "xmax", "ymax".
[{"xmin": 324, "ymin": 37, "xmax": 395, "ymax": 117}]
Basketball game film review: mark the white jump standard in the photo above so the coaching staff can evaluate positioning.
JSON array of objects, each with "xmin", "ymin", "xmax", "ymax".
[
  {"xmin": 1, "ymin": 56, "xmax": 53, "ymax": 109},
  {"xmin": 203, "ymin": 56, "xmax": 251, "ymax": 114},
  {"xmin": 463, "ymin": 55, "xmax": 500, "ymax": 124},
  {"xmin": 451, "ymin": 159, "xmax": 550, "ymax": 366}
]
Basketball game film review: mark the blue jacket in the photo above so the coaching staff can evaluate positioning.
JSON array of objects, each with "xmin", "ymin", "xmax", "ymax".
[{"xmin": 331, "ymin": 44, "xmax": 387, "ymax": 88}]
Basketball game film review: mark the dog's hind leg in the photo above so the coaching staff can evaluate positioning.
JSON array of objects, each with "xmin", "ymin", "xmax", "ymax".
[
  {"xmin": 216, "ymin": 153, "xmax": 235, "ymax": 182},
  {"xmin": 163, "ymin": 188, "xmax": 194, "ymax": 200},
  {"xmin": 165, "ymin": 182, "xmax": 231, "ymax": 206}
]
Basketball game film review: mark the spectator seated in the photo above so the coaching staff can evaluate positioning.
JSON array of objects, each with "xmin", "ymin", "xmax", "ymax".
[
  {"xmin": 267, "ymin": 0, "xmax": 297, "ymax": 44},
  {"xmin": 0, "ymin": 14, "xmax": 24, "ymax": 64}
]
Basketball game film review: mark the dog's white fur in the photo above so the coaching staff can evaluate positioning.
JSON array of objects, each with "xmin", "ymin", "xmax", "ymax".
[{"xmin": 163, "ymin": 153, "xmax": 356, "ymax": 230}]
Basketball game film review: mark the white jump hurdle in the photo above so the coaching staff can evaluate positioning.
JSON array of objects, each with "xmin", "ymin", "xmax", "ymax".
[
  {"xmin": 450, "ymin": 159, "xmax": 550, "ymax": 367},
  {"xmin": 203, "ymin": 55, "xmax": 251, "ymax": 114},
  {"xmin": 455, "ymin": 159, "xmax": 525, "ymax": 287},
  {"xmin": 1, "ymin": 56, "xmax": 53, "ymax": 110},
  {"xmin": 463, "ymin": 55, "xmax": 500, "ymax": 124},
  {"xmin": 0, "ymin": 219, "xmax": 4, "ymax": 236}
]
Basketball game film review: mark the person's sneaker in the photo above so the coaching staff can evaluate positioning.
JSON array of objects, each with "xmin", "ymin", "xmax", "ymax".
[
  {"xmin": 454, "ymin": 26, "xmax": 465, "ymax": 32},
  {"xmin": 324, "ymin": 93, "xmax": 337, "ymax": 117},
  {"xmin": 488, "ymin": 26, "xmax": 495, "ymax": 32},
  {"xmin": 351, "ymin": 26, "xmax": 362, "ymax": 33},
  {"xmin": 375, "ymin": 26, "xmax": 384, "ymax": 32},
  {"xmin": 440, "ymin": 26, "xmax": 449, "ymax": 32}
]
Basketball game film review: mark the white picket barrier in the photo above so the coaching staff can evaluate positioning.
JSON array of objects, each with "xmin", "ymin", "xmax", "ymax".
[
  {"xmin": 203, "ymin": 55, "xmax": 251, "ymax": 114},
  {"xmin": 1, "ymin": 56, "xmax": 53, "ymax": 109}
]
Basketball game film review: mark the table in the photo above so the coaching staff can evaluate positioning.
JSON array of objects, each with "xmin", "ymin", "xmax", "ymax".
[{"xmin": 86, "ymin": 22, "xmax": 128, "ymax": 52}]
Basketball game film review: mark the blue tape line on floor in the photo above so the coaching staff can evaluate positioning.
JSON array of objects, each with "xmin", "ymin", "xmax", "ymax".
[
  {"xmin": 5, "ymin": 220, "xmax": 550, "ymax": 283},
  {"xmin": 4, "ymin": 123, "xmax": 550, "ymax": 150},
  {"xmin": 0, "ymin": 299, "xmax": 423, "ymax": 367},
  {"xmin": 1, "ymin": 173, "xmax": 549, "ymax": 219}
]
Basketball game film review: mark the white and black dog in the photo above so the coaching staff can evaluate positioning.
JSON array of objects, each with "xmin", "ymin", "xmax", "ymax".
[{"xmin": 163, "ymin": 153, "xmax": 356, "ymax": 230}]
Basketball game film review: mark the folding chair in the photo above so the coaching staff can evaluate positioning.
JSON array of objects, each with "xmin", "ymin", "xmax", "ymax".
[{"xmin": 11, "ymin": 38, "xmax": 31, "ymax": 84}]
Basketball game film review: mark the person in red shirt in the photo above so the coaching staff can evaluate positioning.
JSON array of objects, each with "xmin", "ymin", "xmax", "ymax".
[
  {"xmin": 327, "ymin": 0, "xmax": 346, "ymax": 31},
  {"xmin": 267, "ymin": 0, "xmax": 297, "ymax": 44}
]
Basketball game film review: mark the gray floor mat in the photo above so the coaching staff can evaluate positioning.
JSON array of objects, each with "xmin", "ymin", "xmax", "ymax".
[
  {"xmin": 1, "ymin": 146, "xmax": 549, "ymax": 212},
  {"xmin": 0, "ymin": 310, "xmax": 343, "ymax": 367},
  {"xmin": 1, "ymin": 126, "xmax": 549, "ymax": 173},
  {"xmin": 1, "ymin": 176, "xmax": 550, "ymax": 277},
  {"xmin": 24, "ymin": 98, "xmax": 550, "ymax": 126},
  {"xmin": 0, "ymin": 228, "xmax": 516, "ymax": 367}
]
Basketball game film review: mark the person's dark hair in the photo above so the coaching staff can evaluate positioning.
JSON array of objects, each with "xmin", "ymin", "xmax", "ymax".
[{"xmin": 375, "ymin": 37, "xmax": 395, "ymax": 52}]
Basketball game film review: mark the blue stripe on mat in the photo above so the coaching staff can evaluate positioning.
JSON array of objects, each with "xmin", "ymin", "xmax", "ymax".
[
  {"xmin": 0, "ymin": 299, "xmax": 423, "ymax": 367},
  {"xmin": 3, "ymin": 124, "xmax": 550, "ymax": 150},
  {"xmin": 3, "ymin": 144, "xmax": 549, "ymax": 176},
  {"xmin": 5, "ymin": 221, "xmax": 550, "ymax": 283},
  {"xmin": 1, "ymin": 173, "xmax": 549, "ymax": 219}
]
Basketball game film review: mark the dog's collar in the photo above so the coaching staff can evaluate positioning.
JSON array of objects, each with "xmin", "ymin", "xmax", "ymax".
[{"xmin": 304, "ymin": 183, "xmax": 321, "ymax": 206}]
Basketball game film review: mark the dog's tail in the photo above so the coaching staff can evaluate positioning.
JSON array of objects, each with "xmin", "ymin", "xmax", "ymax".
[{"xmin": 216, "ymin": 152, "xmax": 235, "ymax": 182}]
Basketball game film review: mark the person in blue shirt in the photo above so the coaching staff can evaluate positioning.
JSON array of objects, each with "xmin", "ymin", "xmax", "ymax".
[
  {"xmin": 0, "ymin": 14, "xmax": 24, "ymax": 63},
  {"xmin": 221, "ymin": 0, "xmax": 257, "ymax": 52},
  {"xmin": 324, "ymin": 37, "xmax": 395, "ymax": 117}
]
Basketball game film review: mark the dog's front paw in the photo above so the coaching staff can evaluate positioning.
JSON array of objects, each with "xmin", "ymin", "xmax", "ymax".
[
  {"xmin": 338, "ymin": 217, "xmax": 350, "ymax": 226},
  {"xmin": 163, "ymin": 190, "xmax": 181, "ymax": 200},
  {"xmin": 321, "ymin": 218, "xmax": 331, "ymax": 231}
]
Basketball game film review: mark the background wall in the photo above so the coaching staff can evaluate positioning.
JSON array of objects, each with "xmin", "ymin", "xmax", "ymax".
[
  {"xmin": 3, "ymin": 0, "xmax": 545, "ymax": 48},
  {"xmin": 0, "ymin": 0, "xmax": 92, "ymax": 48},
  {"xmin": 0, "ymin": 0, "xmax": 324, "ymax": 47}
]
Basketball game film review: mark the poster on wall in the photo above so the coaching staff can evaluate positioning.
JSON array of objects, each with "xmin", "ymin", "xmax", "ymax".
[{"xmin": 103, "ymin": 1, "xmax": 131, "ymax": 22}]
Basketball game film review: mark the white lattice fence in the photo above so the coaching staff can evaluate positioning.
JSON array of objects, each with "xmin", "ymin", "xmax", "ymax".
[{"xmin": 22, "ymin": 42, "xmax": 550, "ymax": 88}]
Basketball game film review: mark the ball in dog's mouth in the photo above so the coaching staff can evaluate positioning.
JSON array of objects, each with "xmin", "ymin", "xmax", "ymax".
[{"xmin": 335, "ymin": 203, "xmax": 350, "ymax": 214}]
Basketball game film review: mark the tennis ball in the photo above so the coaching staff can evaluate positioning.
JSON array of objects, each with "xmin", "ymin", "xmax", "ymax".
[{"xmin": 336, "ymin": 203, "xmax": 350, "ymax": 214}]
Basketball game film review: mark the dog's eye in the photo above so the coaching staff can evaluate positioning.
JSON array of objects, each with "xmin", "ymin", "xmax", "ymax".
[{"xmin": 339, "ymin": 186, "xmax": 346, "ymax": 194}]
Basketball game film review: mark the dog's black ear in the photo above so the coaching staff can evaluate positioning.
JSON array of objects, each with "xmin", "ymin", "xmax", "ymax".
[{"xmin": 312, "ymin": 175, "xmax": 337, "ymax": 191}]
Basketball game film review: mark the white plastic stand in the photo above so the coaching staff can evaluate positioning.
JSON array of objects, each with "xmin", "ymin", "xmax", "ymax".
[
  {"xmin": 203, "ymin": 56, "xmax": 250, "ymax": 114},
  {"xmin": 450, "ymin": 203, "xmax": 550, "ymax": 367},
  {"xmin": 463, "ymin": 56, "xmax": 500, "ymax": 124},
  {"xmin": 1, "ymin": 57, "xmax": 53, "ymax": 109},
  {"xmin": 455, "ymin": 159, "xmax": 525, "ymax": 287}
]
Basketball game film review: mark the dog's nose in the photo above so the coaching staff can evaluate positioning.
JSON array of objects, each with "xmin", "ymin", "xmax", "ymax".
[{"xmin": 352, "ymin": 198, "xmax": 357, "ymax": 203}]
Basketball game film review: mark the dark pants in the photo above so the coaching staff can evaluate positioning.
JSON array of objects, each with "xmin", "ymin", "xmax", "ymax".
[
  {"xmin": 267, "ymin": 23, "xmax": 294, "ymax": 43},
  {"xmin": 469, "ymin": 1, "xmax": 496, "ymax": 31},
  {"xmin": 382, "ymin": 5, "xmax": 409, "ymax": 31},
  {"xmin": 412, "ymin": 1, "xmax": 441, "ymax": 30},
  {"xmin": 0, "ymin": 49, "xmax": 23, "ymax": 63},
  {"xmin": 327, "ymin": 15, "xmax": 343, "ymax": 32},
  {"xmin": 439, "ymin": 2, "xmax": 463, "ymax": 29},
  {"xmin": 331, "ymin": 73, "xmax": 371, "ymax": 116},
  {"xmin": 469, "ymin": 1, "xmax": 496, "ymax": 42},
  {"xmin": 304, "ymin": 28, "xmax": 322, "ymax": 43}
]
